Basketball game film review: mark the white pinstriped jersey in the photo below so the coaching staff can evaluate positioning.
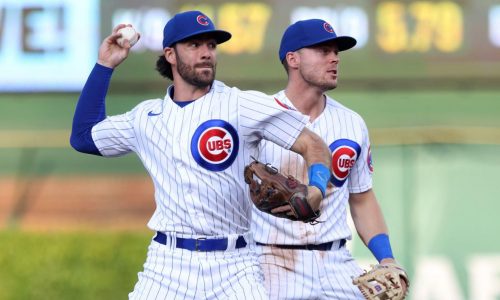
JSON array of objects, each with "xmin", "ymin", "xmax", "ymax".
[
  {"xmin": 252, "ymin": 90, "xmax": 373, "ymax": 245},
  {"xmin": 91, "ymin": 80, "xmax": 309, "ymax": 237}
]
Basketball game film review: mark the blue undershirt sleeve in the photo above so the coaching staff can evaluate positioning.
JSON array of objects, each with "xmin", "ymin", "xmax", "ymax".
[{"xmin": 70, "ymin": 63, "xmax": 114, "ymax": 155}]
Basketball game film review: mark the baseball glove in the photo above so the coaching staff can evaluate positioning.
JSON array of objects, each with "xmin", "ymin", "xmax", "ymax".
[
  {"xmin": 243, "ymin": 160, "xmax": 320, "ymax": 223},
  {"xmin": 353, "ymin": 263, "xmax": 410, "ymax": 300}
]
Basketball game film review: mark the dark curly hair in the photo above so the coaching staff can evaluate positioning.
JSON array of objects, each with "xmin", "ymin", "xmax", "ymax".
[{"xmin": 156, "ymin": 55, "xmax": 173, "ymax": 80}]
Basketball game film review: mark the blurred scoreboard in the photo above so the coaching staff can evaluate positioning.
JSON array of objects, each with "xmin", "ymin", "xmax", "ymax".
[
  {"xmin": 1, "ymin": 0, "xmax": 499, "ymax": 91},
  {"xmin": 0, "ymin": 0, "xmax": 99, "ymax": 91}
]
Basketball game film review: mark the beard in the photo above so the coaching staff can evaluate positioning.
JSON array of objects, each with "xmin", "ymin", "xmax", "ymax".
[
  {"xmin": 176, "ymin": 54, "xmax": 216, "ymax": 88},
  {"xmin": 300, "ymin": 67, "xmax": 337, "ymax": 91}
]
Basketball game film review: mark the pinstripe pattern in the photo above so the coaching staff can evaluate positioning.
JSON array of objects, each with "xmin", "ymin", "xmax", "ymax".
[
  {"xmin": 257, "ymin": 245, "xmax": 364, "ymax": 299},
  {"xmin": 129, "ymin": 239, "xmax": 268, "ymax": 300},
  {"xmin": 91, "ymin": 81, "xmax": 309, "ymax": 299},
  {"xmin": 252, "ymin": 90, "xmax": 371, "ymax": 299}
]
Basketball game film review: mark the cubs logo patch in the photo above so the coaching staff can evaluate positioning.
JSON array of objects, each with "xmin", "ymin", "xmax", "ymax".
[
  {"xmin": 197, "ymin": 15, "xmax": 209, "ymax": 26},
  {"xmin": 191, "ymin": 120, "xmax": 239, "ymax": 171},
  {"xmin": 323, "ymin": 22, "xmax": 334, "ymax": 34},
  {"xmin": 367, "ymin": 145, "xmax": 374, "ymax": 173},
  {"xmin": 329, "ymin": 139, "xmax": 361, "ymax": 187}
]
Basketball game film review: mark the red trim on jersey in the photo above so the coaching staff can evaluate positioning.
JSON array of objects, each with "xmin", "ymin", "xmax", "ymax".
[{"xmin": 274, "ymin": 98, "xmax": 294, "ymax": 110}]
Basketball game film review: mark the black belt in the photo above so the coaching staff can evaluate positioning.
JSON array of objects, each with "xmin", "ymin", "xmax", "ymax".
[
  {"xmin": 154, "ymin": 232, "xmax": 247, "ymax": 252},
  {"xmin": 256, "ymin": 239, "xmax": 346, "ymax": 251}
]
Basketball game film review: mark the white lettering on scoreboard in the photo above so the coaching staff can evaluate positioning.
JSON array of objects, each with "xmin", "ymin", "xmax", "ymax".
[{"xmin": 0, "ymin": 0, "xmax": 99, "ymax": 91}]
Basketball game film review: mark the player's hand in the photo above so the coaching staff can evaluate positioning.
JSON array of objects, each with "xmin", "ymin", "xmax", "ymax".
[
  {"xmin": 306, "ymin": 185, "xmax": 323, "ymax": 211},
  {"xmin": 97, "ymin": 24, "xmax": 141, "ymax": 69},
  {"xmin": 381, "ymin": 258, "xmax": 409, "ymax": 296},
  {"xmin": 270, "ymin": 204, "xmax": 293, "ymax": 215},
  {"xmin": 269, "ymin": 185, "xmax": 322, "ymax": 216}
]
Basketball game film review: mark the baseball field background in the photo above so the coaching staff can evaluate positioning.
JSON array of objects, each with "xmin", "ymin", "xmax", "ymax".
[{"xmin": 1, "ymin": 1, "xmax": 500, "ymax": 299}]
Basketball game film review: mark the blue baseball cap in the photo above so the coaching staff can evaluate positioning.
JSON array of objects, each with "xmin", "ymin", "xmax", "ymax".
[
  {"xmin": 162, "ymin": 11, "xmax": 232, "ymax": 49},
  {"xmin": 279, "ymin": 19, "xmax": 357, "ymax": 62}
]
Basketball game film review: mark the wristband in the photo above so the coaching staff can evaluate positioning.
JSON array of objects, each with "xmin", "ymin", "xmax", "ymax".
[
  {"xmin": 308, "ymin": 163, "xmax": 330, "ymax": 198},
  {"xmin": 368, "ymin": 233, "xmax": 394, "ymax": 262}
]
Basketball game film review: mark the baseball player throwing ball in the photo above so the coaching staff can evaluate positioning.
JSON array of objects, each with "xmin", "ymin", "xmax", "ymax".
[
  {"xmin": 251, "ymin": 19, "xmax": 409, "ymax": 299},
  {"xmin": 70, "ymin": 11, "xmax": 332, "ymax": 300}
]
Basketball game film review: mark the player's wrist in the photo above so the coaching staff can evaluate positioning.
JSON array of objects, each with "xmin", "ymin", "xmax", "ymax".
[
  {"xmin": 368, "ymin": 233, "xmax": 394, "ymax": 262},
  {"xmin": 308, "ymin": 163, "xmax": 330, "ymax": 198},
  {"xmin": 95, "ymin": 62, "xmax": 115, "ymax": 72},
  {"xmin": 380, "ymin": 258, "xmax": 397, "ymax": 265}
]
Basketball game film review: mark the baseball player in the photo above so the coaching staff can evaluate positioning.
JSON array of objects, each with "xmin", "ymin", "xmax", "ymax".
[
  {"xmin": 70, "ymin": 11, "xmax": 332, "ymax": 300},
  {"xmin": 251, "ymin": 19, "xmax": 408, "ymax": 299}
]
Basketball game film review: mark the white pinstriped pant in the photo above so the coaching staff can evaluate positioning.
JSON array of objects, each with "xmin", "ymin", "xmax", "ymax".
[
  {"xmin": 256, "ymin": 242, "xmax": 365, "ymax": 300},
  {"xmin": 129, "ymin": 234, "xmax": 268, "ymax": 300}
]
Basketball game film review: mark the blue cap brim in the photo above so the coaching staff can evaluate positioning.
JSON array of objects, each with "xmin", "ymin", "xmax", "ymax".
[{"xmin": 306, "ymin": 36, "xmax": 357, "ymax": 52}]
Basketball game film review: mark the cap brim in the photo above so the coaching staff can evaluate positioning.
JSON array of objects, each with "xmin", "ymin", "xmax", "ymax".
[
  {"xmin": 176, "ymin": 30, "xmax": 232, "ymax": 45},
  {"xmin": 336, "ymin": 36, "xmax": 357, "ymax": 51},
  {"xmin": 308, "ymin": 36, "xmax": 357, "ymax": 51}
]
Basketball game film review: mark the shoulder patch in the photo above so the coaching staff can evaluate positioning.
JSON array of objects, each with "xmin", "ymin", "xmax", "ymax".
[
  {"xmin": 329, "ymin": 139, "xmax": 362, "ymax": 187},
  {"xmin": 367, "ymin": 145, "xmax": 374, "ymax": 173}
]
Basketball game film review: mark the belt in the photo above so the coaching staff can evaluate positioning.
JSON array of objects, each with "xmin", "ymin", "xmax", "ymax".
[
  {"xmin": 256, "ymin": 239, "xmax": 346, "ymax": 251},
  {"xmin": 154, "ymin": 231, "xmax": 247, "ymax": 252}
]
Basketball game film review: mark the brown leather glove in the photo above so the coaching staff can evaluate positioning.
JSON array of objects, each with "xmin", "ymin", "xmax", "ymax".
[{"xmin": 244, "ymin": 160, "xmax": 320, "ymax": 223}]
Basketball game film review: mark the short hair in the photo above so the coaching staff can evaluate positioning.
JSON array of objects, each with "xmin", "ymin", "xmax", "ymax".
[
  {"xmin": 156, "ymin": 54, "xmax": 173, "ymax": 80},
  {"xmin": 282, "ymin": 58, "xmax": 290, "ymax": 75}
]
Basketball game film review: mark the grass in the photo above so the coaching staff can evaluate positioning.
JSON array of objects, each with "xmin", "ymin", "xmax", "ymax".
[{"xmin": 0, "ymin": 230, "xmax": 150, "ymax": 300}]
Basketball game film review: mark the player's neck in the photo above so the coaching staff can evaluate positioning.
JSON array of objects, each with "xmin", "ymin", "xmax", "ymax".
[
  {"xmin": 171, "ymin": 79, "xmax": 211, "ymax": 102},
  {"xmin": 284, "ymin": 83, "xmax": 326, "ymax": 121}
]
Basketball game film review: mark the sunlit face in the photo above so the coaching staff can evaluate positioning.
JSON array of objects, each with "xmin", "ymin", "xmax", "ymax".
[
  {"xmin": 296, "ymin": 41, "xmax": 340, "ymax": 91},
  {"xmin": 172, "ymin": 36, "xmax": 218, "ymax": 88}
]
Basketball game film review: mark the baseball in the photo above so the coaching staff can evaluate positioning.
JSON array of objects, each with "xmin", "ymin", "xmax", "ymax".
[{"xmin": 117, "ymin": 26, "xmax": 139, "ymax": 48}]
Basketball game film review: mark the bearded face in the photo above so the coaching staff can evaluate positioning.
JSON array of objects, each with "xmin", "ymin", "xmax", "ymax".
[{"xmin": 176, "ymin": 53, "xmax": 216, "ymax": 87}]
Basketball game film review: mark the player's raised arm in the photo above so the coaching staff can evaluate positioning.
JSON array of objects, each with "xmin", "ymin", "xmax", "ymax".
[{"xmin": 70, "ymin": 24, "xmax": 140, "ymax": 155}]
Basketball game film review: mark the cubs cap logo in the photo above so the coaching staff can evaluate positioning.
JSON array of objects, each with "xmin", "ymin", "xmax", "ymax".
[
  {"xmin": 329, "ymin": 139, "xmax": 361, "ymax": 187},
  {"xmin": 197, "ymin": 15, "xmax": 209, "ymax": 26},
  {"xmin": 323, "ymin": 22, "xmax": 334, "ymax": 33},
  {"xmin": 191, "ymin": 119, "xmax": 239, "ymax": 171},
  {"xmin": 367, "ymin": 145, "xmax": 374, "ymax": 173}
]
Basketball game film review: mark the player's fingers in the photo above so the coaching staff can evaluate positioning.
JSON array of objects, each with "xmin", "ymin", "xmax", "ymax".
[
  {"xmin": 270, "ymin": 205, "xmax": 292, "ymax": 214},
  {"xmin": 112, "ymin": 23, "xmax": 129, "ymax": 34},
  {"xmin": 121, "ymin": 39, "xmax": 131, "ymax": 49},
  {"xmin": 401, "ymin": 278, "xmax": 408, "ymax": 294}
]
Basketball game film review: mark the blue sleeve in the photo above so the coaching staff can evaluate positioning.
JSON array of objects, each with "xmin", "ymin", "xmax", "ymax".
[{"xmin": 70, "ymin": 63, "xmax": 114, "ymax": 155}]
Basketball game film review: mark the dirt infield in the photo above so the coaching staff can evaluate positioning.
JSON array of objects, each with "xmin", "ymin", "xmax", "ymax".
[{"xmin": 0, "ymin": 175, "xmax": 155, "ymax": 231}]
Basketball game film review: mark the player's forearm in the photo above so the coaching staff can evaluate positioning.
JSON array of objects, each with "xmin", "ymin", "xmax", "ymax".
[
  {"xmin": 291, "ymin": 128, "xmax": 331, "ymax": 197},
  {"xmin": 69, "ymin": 63, "xmax": 113, "ymax": 155},
  {"xmin": 349, "ymin": 189, "xmax": 389, "ymax": 245},
  {"xmin": 291, "ymin": 127, "xmax": 331, "ymax": 169},
  {"xmin": 350, "ymin": 189, "xmax": 399, "ymax": 262}
]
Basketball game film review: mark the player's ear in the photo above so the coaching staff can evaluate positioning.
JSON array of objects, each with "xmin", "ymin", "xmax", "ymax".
[
  {"xmin": 164, "ymin": 47, "xmax": 176, "ymax": 65},
  {"xmin": 285, "ymin": 52, "xmax": 300, "ymax": 69}
]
